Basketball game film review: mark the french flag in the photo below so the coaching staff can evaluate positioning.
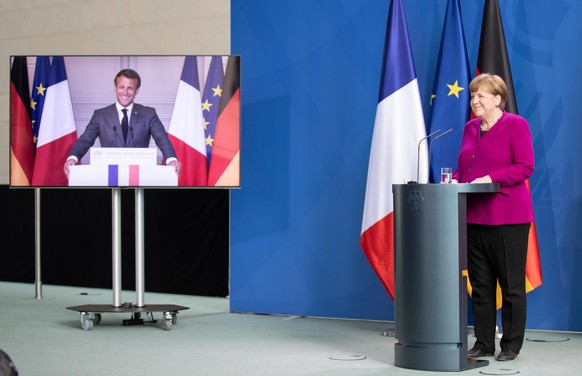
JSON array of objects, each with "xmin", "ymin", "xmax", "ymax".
[
  {"xmin": 31, "ymin": 56, "xmax": 77, "ymax": 186},
  {"xmin": 360, "ymin": 0, "xmax": 428, "ymax": 300},
  {"xmin": 107, "ymin": 165, "xmax": 140, "ymax": 186},
  {"xmin": 168, "ymin": 56, "xmax": 208, "ymax": 186}
]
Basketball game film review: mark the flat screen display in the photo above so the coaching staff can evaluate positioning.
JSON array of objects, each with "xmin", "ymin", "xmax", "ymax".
[{"xmin": 9, "ymin": 55, "xmax": 240, "ymax": 188}]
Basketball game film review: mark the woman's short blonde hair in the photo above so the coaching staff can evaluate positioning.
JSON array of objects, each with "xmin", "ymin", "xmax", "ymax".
[{"xmin": 469, "ymin": 73, "xmax": 508, "ymax": 110}]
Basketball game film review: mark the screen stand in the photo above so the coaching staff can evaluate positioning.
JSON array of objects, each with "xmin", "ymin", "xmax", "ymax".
[
  {"xmin": 112, "ymin": 188, "xmax": 122, "ymax": 307},
  {"xmin": 67, "ymin": 187, "xmax": 188, "ymax": 331},
  {"xmin": 135, "ymin": 188, "xmax": 145, "ymax": 308},
  {"xmin": 112, "ymin": 188, "xmax": 144, "ymax": 308},
  {"xmin": 34, "ymin": 188, "xmax": 43, "ymax": 300}
]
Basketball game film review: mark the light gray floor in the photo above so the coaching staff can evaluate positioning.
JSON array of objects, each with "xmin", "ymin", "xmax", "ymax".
[{"xmin": 1, "ymin": 281, "xmax": 580, "ymax": 376}]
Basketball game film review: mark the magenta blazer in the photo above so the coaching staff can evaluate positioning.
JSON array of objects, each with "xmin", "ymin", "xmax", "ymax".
[{"xmin": 452, "ymin": 112, "xmax": 534, "ymax": 225}]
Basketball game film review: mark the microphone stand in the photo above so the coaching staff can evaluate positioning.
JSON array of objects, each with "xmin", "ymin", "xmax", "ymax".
[
  {"xmin": 413, "ymin": 129, "xmax": 441, "ymax": 184},
  {"xmin": 428, "ymin": 128, "xmax": 453, "ymax": 170}
]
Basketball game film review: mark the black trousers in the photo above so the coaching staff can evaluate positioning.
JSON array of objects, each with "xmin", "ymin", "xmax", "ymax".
[{"xmin": 467, "ymin": 223, "xmax": 530, "ymax": 354}]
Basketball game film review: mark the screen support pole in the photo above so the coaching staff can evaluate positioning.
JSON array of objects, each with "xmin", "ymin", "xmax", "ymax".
[
  {"xmin": 111, "ymin": 188, "xmax": 145, "ymax": 308},
  {"xmin": 66, "ymin": 186, "xmax": 188, "ymax": 330},
  {"xmin": 112, "ymin": 188, "xmax": 122, "ymax": 307},
  {"xmin": 34, "ymin": 188, "xmax": 43, "ymax": 300},
  {"xmin": 135, "ymin": 188, "xmax": 145, "ymax": 308}
]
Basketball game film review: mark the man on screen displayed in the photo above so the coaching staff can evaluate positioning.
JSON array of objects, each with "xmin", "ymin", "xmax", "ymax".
[{"xmin": 64, "ymin": 69, "xmax": 181, "ymax": 177}]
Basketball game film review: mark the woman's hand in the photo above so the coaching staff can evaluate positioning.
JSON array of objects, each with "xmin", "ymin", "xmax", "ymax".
[{"xmin": 471, "ymin": 175, "xmax": 492, "ymax": 184}]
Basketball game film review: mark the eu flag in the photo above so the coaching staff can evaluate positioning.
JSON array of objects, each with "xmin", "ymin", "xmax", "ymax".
[{"xmin": 426, "ymin": 0, "xmax": 471, "ymax": 183}]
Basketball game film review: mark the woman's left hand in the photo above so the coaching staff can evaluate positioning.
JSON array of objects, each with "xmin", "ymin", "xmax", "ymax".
[{"xmin": 471, "ymin": 175, "xmax": 492, "ymax": 184}]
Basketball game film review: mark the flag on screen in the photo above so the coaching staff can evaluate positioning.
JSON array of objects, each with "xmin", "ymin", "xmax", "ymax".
[
  {"xmin": 31, "ymin": 56, "xmax": 78, "ymax": 186},
  {"xmin": 207, "ymin": 56, "xmax": 240, "ymax": 187},
  {"xmin": 105, "ymin": 165, "xmax": 140, "ymax": 187},
  {"xmin": 167, "ymin": 56, "xmax": 208, "ymax": 186},
  {"xmin": 202, "ymin": 56, "xmax": 224, "ymax": 167},
  {"xmin": 470, "ymin": 0, "xmax": 542, "ymax": 307},
  {"xmin": 360, "ymin": 0, "xmax": 428, "ymax": 300},
  {"xmin": 31, "ymin": 56, "xmax": 51, "ymax": 148},
  {"xmin": 10, "ymin": 56, "xmax": 35, "ymax": 186},
  {"xmin": 427, "ymin": 0, "xmax": 471, "ymax": 183}
]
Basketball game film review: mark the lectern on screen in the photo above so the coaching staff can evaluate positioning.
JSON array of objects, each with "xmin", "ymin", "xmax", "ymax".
[{"xmin": 9, "ymin": 55, "xmax": 240, "ymax": 188}]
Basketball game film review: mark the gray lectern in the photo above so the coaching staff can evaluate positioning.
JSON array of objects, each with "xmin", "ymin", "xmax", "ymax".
[{"xmin": 393, "ymin": 183, "xmax": 499, "ymax": 372}]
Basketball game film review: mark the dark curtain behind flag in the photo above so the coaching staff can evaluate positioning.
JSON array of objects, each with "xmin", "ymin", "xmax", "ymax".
[
  {"xmin": 427, "ymin": 0, "xmax": 471, "ymax": 183},
  {"xmin": 9, "ymin": 56, "xmax": 35, "ymax": 186},
  {"xmin": 475, "ymin": 0, "xmax": 542, "ymax": 301}
]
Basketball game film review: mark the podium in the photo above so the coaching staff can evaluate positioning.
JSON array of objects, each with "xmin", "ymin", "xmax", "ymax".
[
  {"xmin": 66, "ymin": 148, "xmax": 187, "ymax": 330},
  {"xmin": 393, "ymin": 183, "xmax": 499, "ymax": 372},
  {"xmin": 68, "ymin": 147, "xmax": 177, "ymax": 187}
]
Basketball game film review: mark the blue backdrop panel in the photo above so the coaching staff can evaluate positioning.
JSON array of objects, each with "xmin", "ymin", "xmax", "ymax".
[{"xmin": 231, "ymin": 0, "xmax": 582, "ymax": 331}]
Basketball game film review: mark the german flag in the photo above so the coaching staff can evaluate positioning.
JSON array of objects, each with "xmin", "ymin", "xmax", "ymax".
[
  {"xmin": 207, "ymin": 56, "xmax": 240, "ymax": 187},
  {"xmin": 471, "ymin": 0, "xmax": 542, "ymax": 308},
  {"xmin": 10, "ymin": 57, "xmax": 35, "ymax": 186}
]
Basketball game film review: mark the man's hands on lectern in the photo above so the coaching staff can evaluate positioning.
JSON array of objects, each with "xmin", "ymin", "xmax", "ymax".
[
  {"xmin": 168, "ymin": 160, "xmax": 181, "ymax": 176},
  {"xmin": 64, "ymin": 159, "xmax": 77, "ymax": 178},
  {"xmin": 65, "ymin": 158, "xmax": 182, "ymax": 178}
]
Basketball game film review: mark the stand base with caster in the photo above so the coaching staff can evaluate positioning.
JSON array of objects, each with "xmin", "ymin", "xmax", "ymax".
[
  {"xmin": 67, "ymin": 189, "xmax": 189, "ymax": 332},
  {"xmin": 67, "ymin": 304, "xmax": 188, "ymax": 331}
]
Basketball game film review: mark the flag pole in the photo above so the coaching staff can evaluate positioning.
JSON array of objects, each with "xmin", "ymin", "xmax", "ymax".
[{"xmin": 34, "ymin": 188, "xmax": 43, "ymax": 299}]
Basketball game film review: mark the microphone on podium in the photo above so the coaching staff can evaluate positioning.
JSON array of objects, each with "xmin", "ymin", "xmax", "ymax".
[
  {"xmin": 112, "ymin": 126, "xmax": 118, "ymax": 146},
  {"xmin": 409, "ymin": 129, "xmax": 442, "ymax": 184},
  {"xmin": 428, "ymin": 128, "xmax": 453, "ymax": 169},
  {"xmin": 409, "ymin": 128, "xmax": 453, "ymax": 184},
  {"xmin": 123, "ymin": 126, "xmax": 134, "ymax": 146}
]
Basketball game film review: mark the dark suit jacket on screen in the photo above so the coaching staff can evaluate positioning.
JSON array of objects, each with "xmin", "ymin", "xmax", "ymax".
[{"xmin": 68, "ymin": 103, "xmax": 177, "ymax": 161}]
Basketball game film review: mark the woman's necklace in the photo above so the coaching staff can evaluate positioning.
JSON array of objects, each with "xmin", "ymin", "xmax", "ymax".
[{"xmin": 480, "ymin": 112, "xmax": 503, "ymax": 131}]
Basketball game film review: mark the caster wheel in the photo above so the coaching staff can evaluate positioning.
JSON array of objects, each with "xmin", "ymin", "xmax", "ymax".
[
  {"xmin": 163, "ymin": 312, "xmax": 173, "ymax": 331},
  {"xmin": 171, "ymin": 312, "xmax": 177, "ymax": 325},
  {"xmin": 80, "ymin": 312, "xmax": 94, "ymax": 331}
]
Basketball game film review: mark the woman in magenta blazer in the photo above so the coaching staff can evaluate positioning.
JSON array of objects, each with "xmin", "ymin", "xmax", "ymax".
[{"xmin": 452, "ymin": 74, "xmax": 534, "ymax": 362}]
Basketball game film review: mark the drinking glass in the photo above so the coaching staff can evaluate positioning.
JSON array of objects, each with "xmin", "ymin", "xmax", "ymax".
[{"xmin": 440, "ymin": 167, "xmax": 452, "ymax": 184}]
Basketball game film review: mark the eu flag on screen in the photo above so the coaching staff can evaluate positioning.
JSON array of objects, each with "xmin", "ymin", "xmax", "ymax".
[
  {"xmin": 31, "ymin": 56, "xmax": 51, "ymax": 147},
  {"xmin": 426, "ymin": 0, "xmax": 471, "ymax": 183},
  {"xmin": 201, "ymin": 56, "xmax": 224, "ymax": 167}
]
